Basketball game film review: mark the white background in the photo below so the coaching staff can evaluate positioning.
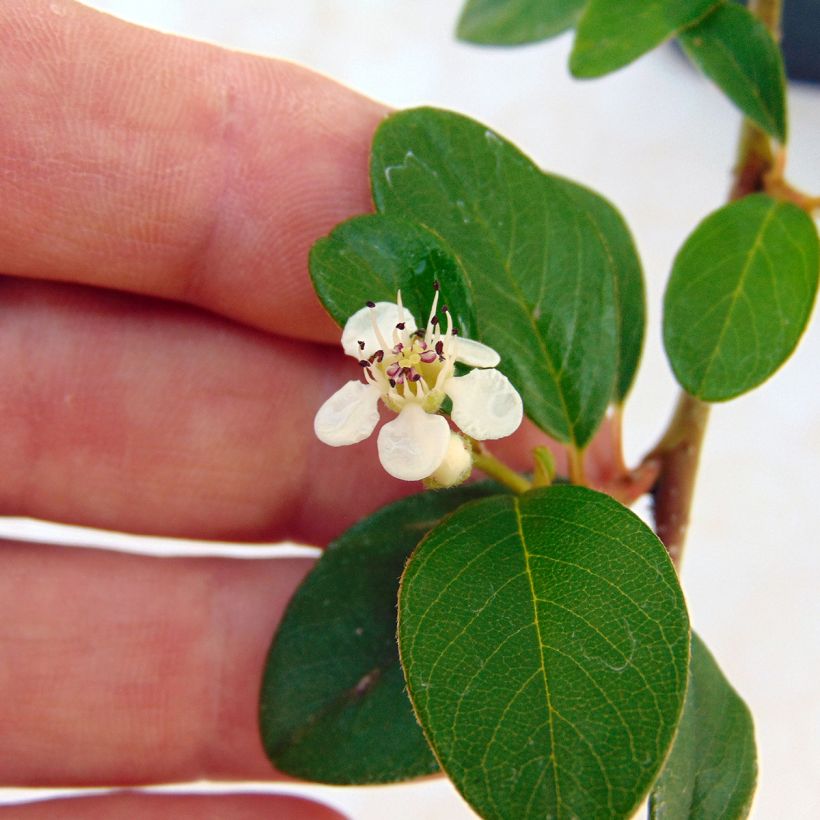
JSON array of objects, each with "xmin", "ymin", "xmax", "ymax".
[{"xmin": 1, "ymin": 1, "xmax": 818, "ymax": 817}]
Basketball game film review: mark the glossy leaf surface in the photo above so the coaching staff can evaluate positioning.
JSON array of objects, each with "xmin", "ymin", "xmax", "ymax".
[
  {"xmin": 399, "ymin": 486, "xmax": 690, "ymax": 818},
  {"xmin": 680, "ymin": 2, "xmax": 787, "ymax": 141},
  {"xmin": 571, "ymin": 0, "xmax": 720, "ymax": 77},
  {"xmin": 372, "ymin": 108, "xmax": 644, "ymax": 445},
  {"xmin": 259, "ymin": 483, "xmax": 503, "ymax": 783},
  {"xmin": 310, "ymin": 213, "xmax": 477, "ymax": 338},
  {"xmin": 664, "ymin": 194, "xmax": 819, "ymax": 401},
  {"xmin": 457, "ymin": 0, "xmax": 585, "ymax": 45},
  {"xmin": 554, "ymin": 176, "xmax": 645, "ymax": 401},
  {"xmin": 650, "ymin": 633, "xmax": 757, "ymax": 819}
]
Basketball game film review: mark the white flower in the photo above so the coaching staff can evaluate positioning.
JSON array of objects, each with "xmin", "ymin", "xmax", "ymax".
[{"xmin": 314, "ymin": 286, "xmax": 523, "ymax": 482}]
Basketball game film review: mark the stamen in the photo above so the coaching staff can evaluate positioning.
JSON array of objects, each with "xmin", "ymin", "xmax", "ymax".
[
  {"xmin": 358, "ymin": 360, "xmax": 370, "ymax": 368},
  {"xmin": 358, "ymin": 340, "xmax": 365, "ymax": 350},
  {"xmin": 435, "ymin": 340, "xmax": 444, "ymax": 355},
  {"xmin": 370, "ymin": 349, "xmax": 384, "ymax": 363},
  {"xmin": 433, "ymin": 280, "xmax": 440, "ymax": 291},
  {"xmin": 366, "ymin": 300, "xmax": 376, "ymax": 308},
  {"xmin": 386, "ymin": 363, "xmax": 401, "ymax": 378},
  {"xmin": 426, "ymin": 288, "xmax": 440, "ymax": 341},
  {"xmin": 420, "ymin": 350, "xmax": 438, "ymax": 363},
  {"xmin": 392, "ymin": 343, "xmax": 403, "ymax": 354},
  {"xmin": 396, "ymin": 322, "xmax": 405, "ymax": 330},
  {"xmin": 367, "ymin": 304, "xmax": 390, "ymax": 352},
  {"xmin": 389, "ymin": 378, "xmax": 396, "ymax": 388}
]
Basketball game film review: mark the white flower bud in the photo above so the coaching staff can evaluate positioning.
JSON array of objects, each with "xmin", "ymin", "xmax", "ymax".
[{"xmin": 426, "ymin": 432, "xmax": 473, "ymax": 489}]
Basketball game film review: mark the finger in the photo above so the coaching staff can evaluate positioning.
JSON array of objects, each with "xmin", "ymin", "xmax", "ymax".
[
  {"xmin": 0, "ymin": 542, "xmax": 313, "ymax": 785},
  {"xmin": 2, "ymin": 794, "xmax": 346, "ymax": 820},
  {"xmin": 0, "ymin": 0, "xmax": 386, "ymax": 343},
  {"xmin": 0, "ymin": 278, "xmax": 548, "ymax": 543}
]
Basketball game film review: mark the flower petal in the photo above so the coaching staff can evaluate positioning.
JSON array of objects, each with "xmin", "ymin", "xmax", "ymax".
[
  {"xmin": 446, "ymin": 369, "xmax": 523, "ymax": 440},
  {"xmin": 341, "ymin": 302, "xmax": 417, "ymax": 359},
  {"xmin": 314, "ymin": 380, "xmax": 381, "ymax": 446},
  {"xmin": 377, "ymin": 404, "xmax": 450, "ymax": 481},
  {"xmin": 452, "ymin": 336, "xmax": 501, "ymax": 368}
]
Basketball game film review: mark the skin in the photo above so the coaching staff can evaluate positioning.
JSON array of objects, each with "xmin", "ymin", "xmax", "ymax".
[{"xmin": 0, "ymin": 2, "xmax": 614, "ymax": 815}]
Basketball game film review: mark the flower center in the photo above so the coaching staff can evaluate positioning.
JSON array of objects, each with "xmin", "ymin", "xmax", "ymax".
[{"xmin": 358, "ymin": 284, "xmax": 457, "ymax": 413}]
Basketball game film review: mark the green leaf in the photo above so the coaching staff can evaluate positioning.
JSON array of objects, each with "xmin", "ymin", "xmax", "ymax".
[
  {"xmin": 679, "ymin": 2, "xmax": 787, "ymax": 141},
  {"xmin": 310, "ymin": 213, "xmax": 477, "ymax": 338},
  {"xmin": 553, "ymin": 176, "xmax": 645, "ymax": 401},
  {"xmin": 571, "ymin": 0, "xmax": 720, "ymax": 77},
  {"xmin": 372, "ymin": 108, "xmax": 645, "ymax": 445},
  {"xmin": 650, "ymin": 633, "xmax": 757, "ymax": 819},
  {"xmin": 457, "ymin": 0, "xmax": 585, "ymax": 45},
  {"xmin": 259, "ymin": 483, "xmax": 503, "ymax": 784},
  {"xmin": 398, "ymin": 486, "xmax": 690, "ymax": 818},
  {"xmin": 663, "ymin": 194, "xmax": 819, "ymax": 401}
]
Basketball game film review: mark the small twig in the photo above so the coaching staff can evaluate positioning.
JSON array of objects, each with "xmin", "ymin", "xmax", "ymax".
[{"xmin": 644, "ymin": 393, "xmax": 710, "ymax": 567}]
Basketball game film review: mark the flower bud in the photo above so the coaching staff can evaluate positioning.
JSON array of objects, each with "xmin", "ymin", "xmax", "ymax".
[{"xmin": 425, "ymin": 432, "xmax": 473, "ymax": 489}]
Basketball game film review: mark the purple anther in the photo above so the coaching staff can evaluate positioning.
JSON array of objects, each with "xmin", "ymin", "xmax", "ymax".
[
  {"xmin": 435, "ymin": 340, "xmax": 444, "ymax": 355},
  {"xmin": 433, "ymin": 280, "xmax": 440, "ymax": 291},
  {"xmin": 420, "ymin": 350, "xmax": 438, "ymax": 363},
  {"xmin": 358, "ymin": 360, "xmax": 370, "ymax": 368},
  {"xmin": 366, "ymin": 300, "xmax": 376, "ymax": 308},
  {"xmin": 358, "ymin": 340, "xmax": 365, "ymax": 350},
  {"xmin": 396, "ymin": 322, "xmax": 405, "ymax": 330}
]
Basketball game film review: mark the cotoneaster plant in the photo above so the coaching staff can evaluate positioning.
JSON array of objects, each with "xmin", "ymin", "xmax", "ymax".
[{"xmin": 258, "ymin": 1, "xmax": 819, "ymax": 818}]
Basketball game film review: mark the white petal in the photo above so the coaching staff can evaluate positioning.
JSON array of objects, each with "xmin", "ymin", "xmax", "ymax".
[
  {"xmin": 341, "ymin": 302, "xmax": 417, "ymax": 358},
  {"xmin": 377, "ymin": 403, "xmax": 450, "ymax": 481},
  {"xmin": 452, "ymin": 336, "xmax": 501, "ymax": 368},
  {"xmin": 445, "ymin": 369, "xmax": 523, "ymax": 440},
  {"xmin": 314, "ymin": 380, "xmax": 381, "ymax": 446}
]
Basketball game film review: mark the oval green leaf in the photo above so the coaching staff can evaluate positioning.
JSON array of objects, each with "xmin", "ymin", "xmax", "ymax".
[
  {"xmin": 372, "ymin": 108, "xmax": 645, "ymax": 445},
  {"xmin": 570, "ymin": 0, "xmax": 720, "ymax": 77},
  {"xmin": 663, "ymin": 194, "xmax": 819, "ymax": 401},
  {"xmin": 310, "ymin": 213, "xmax": 477, "ymax": 337},
  {"xmin": 398, "ymin": 486, "xmax": 690, "ymax": 818},
  {"xmin": 457, "ymin": 0, "xmax": 585, "ymax": 46},
  {"xmin": 680, "ymin": 2, "xmax": 787, "ymax": 142},
  {"xmin": 650, "ymin": 633, "xmax": 757, "ymax": 819},
  {"xmin": 259, "ymin": 483, "xmax": 503, "ymax": 784}
]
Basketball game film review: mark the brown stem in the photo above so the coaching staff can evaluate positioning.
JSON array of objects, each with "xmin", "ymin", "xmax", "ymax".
[{"xmin": 647, "ymin": 393, "xmax": 710, "ymax": 567}]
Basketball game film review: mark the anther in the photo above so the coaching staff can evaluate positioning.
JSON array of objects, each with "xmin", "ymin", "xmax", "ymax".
[
  {"xmin": 442, "ymin": 305, "xmax": 449, "ymax": 313},
  {"xmin": 358, "ymin": 360, "xmax": 370, "ymax": 368},
  {"xmin": 431, "ymin": 316, "xmax": 439, "ymax": 327},
  {"xmin": 389, "ymin": 378, "xmax": 396, "ymax": 387},
  {"xmin": 366, "ymin": 300, "xmax": 376, "ymax": 308},
  {"xmin": 433, "ymin": 280, "xmax": 440, "ymax": 291},
  {"xmin": 358, "ymin": 340, "xmax": 365, "ymax": 350},
  {"xmin": 435, "ymin": 340, "xmax": 444, "ymax": 355},
  {"xmin": 396, "ymin": 322, "xmax": 405, "ymax": 330}
]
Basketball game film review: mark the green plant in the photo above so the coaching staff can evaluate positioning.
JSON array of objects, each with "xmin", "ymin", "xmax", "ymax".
[{"xmin": 259, "ymin": 2, "xmax": 818, "ymax": 817}]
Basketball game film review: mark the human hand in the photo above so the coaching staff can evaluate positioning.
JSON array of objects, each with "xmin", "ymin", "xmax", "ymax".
[{"xmin": 0, "ymin": 2, "xmax": 555, "ymax": 815}]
